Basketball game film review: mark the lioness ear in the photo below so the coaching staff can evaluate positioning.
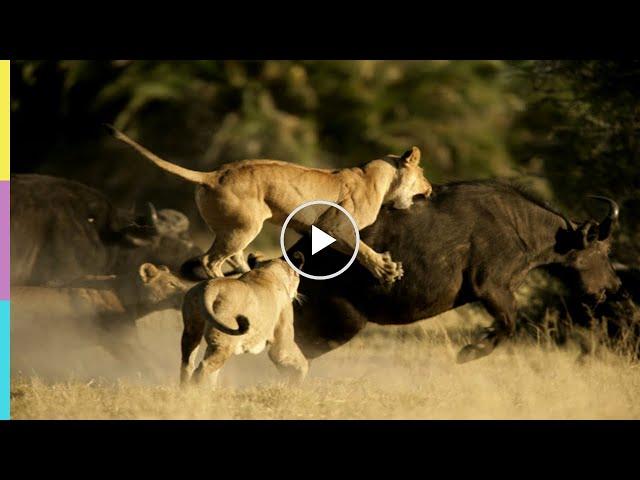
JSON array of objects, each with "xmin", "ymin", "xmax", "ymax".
[
  {"xmin": 401, "ymin": 146, "xmax": 421, "ymax": 167},
  {"xmin": 139, "ymin": 263, "xmax": 159, "ymax": 283}
]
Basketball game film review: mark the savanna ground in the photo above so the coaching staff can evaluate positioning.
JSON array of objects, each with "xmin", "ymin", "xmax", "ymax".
[{"xmin": 11, "ymin": 303, "xmax": 640, "ymax": 420}]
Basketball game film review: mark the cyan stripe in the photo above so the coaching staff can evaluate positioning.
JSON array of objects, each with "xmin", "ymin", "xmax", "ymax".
[{"xmin": 0, "ymin": 301, "xmax": 8, "ymax": 419}]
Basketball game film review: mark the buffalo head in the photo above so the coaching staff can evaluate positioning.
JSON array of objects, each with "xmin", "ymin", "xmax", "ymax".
[
  {"xmin": 554, "ymin": 196, "xmax": 621, "ymax": 301},
  {"xmin": 113, "ymin": 202, "xmax": 202, "ymax": 275}
]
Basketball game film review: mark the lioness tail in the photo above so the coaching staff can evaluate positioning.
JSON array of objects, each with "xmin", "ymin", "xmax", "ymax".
[
  {"xmin": 107, "ymin": 125, "xmax": 209, "ymax": 185},
  {"xmin": 210, "ymin": 314, "xmax": 250, "ymax": 336}
]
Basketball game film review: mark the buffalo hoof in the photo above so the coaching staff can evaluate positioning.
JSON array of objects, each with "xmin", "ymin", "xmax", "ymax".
[{"xmin": 456, "ymin": 343, "xmax": 493, "ymax": 364}]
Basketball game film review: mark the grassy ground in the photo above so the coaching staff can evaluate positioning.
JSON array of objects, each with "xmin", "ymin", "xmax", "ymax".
[{"xmin": 11, "ymin": 306, "xmax": 640, "ymax": 419}]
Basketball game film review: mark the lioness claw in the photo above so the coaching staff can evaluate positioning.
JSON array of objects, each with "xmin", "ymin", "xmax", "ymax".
[{"xmin": 375, "ymin": 251, "xmax": 403, "ymax": 286}]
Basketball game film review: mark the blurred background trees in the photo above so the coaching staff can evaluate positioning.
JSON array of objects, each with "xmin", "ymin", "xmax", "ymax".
[
  {"xmin": 10, "ymin": 60, "xmax": 640, "ymax": 264},
  {"xmin": 510, "ymin": 60, "xmax": 640, "ymax": 264}
]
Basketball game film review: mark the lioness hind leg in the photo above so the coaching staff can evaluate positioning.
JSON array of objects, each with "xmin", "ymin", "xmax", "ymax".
[
  {"xmin": 200, "ymin": 242, "xmax": 232, "ymax": 278},
  {"xmin": 269, "ymin": 342, "xmax": 309, "ymax": 384},
  {"xmin": 226, "ymin": 251, "xmax": 250, "ymax": 274},
  {"xmin": 269, "ymin": 312, "xmax": 309, "ymax": 384},
  {"xmin": 201, "ymin": 213, "xmax": 269, "ymax": 278},
  {"xmin": 192, "ymin": 344, "xmax": 232, "ymax": 389}
]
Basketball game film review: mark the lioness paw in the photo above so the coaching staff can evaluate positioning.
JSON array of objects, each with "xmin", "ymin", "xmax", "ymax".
[{"xmin": 376, "ymin": 252, "xmax": 403, "ymax": 286}]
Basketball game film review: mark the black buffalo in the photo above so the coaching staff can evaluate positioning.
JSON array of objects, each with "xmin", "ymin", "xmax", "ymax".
[
  {"xmin": 289, "ymin": 180, "xmax": 621, "ymax": 362},
  {"xmin": 10, "ymin": 174, "xmax": 202, "ymax": 285}
]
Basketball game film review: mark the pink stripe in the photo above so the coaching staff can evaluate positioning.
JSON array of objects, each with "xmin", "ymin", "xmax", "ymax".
[{"xmin": 0, "ymin": 182, "xmax": 8, "ymax": 300}]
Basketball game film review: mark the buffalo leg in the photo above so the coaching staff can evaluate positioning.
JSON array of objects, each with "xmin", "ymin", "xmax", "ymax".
[
  {"xmin": 457, "ymin": 289, "xmax": 516, "ymax": 364},
  {"xmin": 181, "ymin": 296, "xmax": 206, "ymax": 385},
  {"xmin": 180, "ymin": 338, "xmax": 201, "ymax": 386},
  {"xmin": 293, "ymin": 298, "xmax": 368, "ymax": 360}
]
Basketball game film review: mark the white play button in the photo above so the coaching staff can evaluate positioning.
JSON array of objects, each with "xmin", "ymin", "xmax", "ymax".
[
  {"xmin": 280, "ymin": 200, "xmax": 360, "ymax": 281},
  {"xmin": 311, "ymin": 225, "xmax": 336, "ymax": 255}
]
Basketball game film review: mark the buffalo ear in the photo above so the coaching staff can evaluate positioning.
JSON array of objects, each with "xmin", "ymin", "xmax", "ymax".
[
  {"xmin": 139, "ymin": 263, "xmax": 159, "ymax": 283},
  {"xmin": 556, "ymin": 221, "xmax": 599, "ymax": 253},
  {"xmin": 292, "ymin": 251, "xmax": 305, "ymax": 270},
  {"xmin": 401, "ymin": 146, "xmax": 421, "ymax": 167},
  {"xmin": 113, "ymin": 205, "xmax": 159, "ymax": 247},
  {"xmin": 555, "ymin": 228, "xmax": 575, "ymax": 254},
  {"xmin": 578, "ymin": 221, "xmax": 599, "ymax": 249},
  {"xmin": 598, "ymin": 216, "xmax": 614, "ymax": 241}
]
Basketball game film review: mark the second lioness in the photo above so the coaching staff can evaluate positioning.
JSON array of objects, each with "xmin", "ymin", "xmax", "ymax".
[
  {"xmin": 180, "ymin": 253, "xmax": 307, "ymax": 387},
  {"xmin": 111, "ymin": 127, "xmax": 432, "ymax": 286},
  {"xmin": 12, "ymin": 263, "xmax": 190, "ymax": 364}
]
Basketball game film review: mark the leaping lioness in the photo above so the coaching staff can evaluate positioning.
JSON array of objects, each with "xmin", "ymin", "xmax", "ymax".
[{"xmin": 111, "ymin": 127, "xmax": 432, "ymax": 285}]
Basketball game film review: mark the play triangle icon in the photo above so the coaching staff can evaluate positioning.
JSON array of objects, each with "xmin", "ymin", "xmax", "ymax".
[{"xmin": 311, "ymin": 225, "xmax": 337, "ymax": 255}]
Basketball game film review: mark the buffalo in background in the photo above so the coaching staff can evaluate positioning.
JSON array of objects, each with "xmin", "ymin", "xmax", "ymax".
[
  {"xmin": 10, "ymin": 174, "xmax": 202, "ymax": 369},
  {"xmin": 10, "ymin": 174, "xmax": 202, "ymax": 286}
]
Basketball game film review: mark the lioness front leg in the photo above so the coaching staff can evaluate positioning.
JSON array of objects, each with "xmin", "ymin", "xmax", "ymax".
[{"xmin": 313, "ymin": 207, "xmax": 403, "ymax": 286}]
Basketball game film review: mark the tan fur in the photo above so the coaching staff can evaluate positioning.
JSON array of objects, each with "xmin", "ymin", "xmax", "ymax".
[
  {"xmin": 12, "ymin": 263, "xmax": 190, "ymax": 363},
  {"xmin": 180, "ymin": 257, "xmax": 308, "ymax": 388},
  {"xmin": 112, "ymin": 127, "xmax": 432, "ymax": 285}
]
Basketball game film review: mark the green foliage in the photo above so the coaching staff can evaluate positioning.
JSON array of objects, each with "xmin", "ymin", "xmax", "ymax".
[{"xmin": 12, "ymin": 60, "xmax": 523, "ymax": 176}]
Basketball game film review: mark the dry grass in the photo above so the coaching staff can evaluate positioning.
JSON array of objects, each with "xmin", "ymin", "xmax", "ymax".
[{"xmin": 11, "ymin": 306, "xmax": 640, "ymax": 419}]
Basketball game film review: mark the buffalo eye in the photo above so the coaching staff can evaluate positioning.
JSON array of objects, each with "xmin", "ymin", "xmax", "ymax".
[{"xmin": 87, "ymin": 216, "xmax": 96, "ymax": 223}]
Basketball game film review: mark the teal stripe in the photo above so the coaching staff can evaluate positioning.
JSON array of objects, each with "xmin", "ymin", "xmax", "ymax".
[{"xmin": 0, "ymin": 301, "xmax": 8, "ymax": 419}]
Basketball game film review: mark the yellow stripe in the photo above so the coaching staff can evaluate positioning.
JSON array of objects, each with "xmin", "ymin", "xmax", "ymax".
[{"xmin": 0, "ymin": 60, "xmax": 8, "ymax": 180}]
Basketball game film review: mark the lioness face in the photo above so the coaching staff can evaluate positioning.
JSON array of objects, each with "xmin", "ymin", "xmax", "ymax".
[
  {"xmin": 385, "ymin": 147, "xmax": 432, "ymax": 210},
  {"xmin": 137, "ymin": 263, "xmax": 189, "ymax": 308}
]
